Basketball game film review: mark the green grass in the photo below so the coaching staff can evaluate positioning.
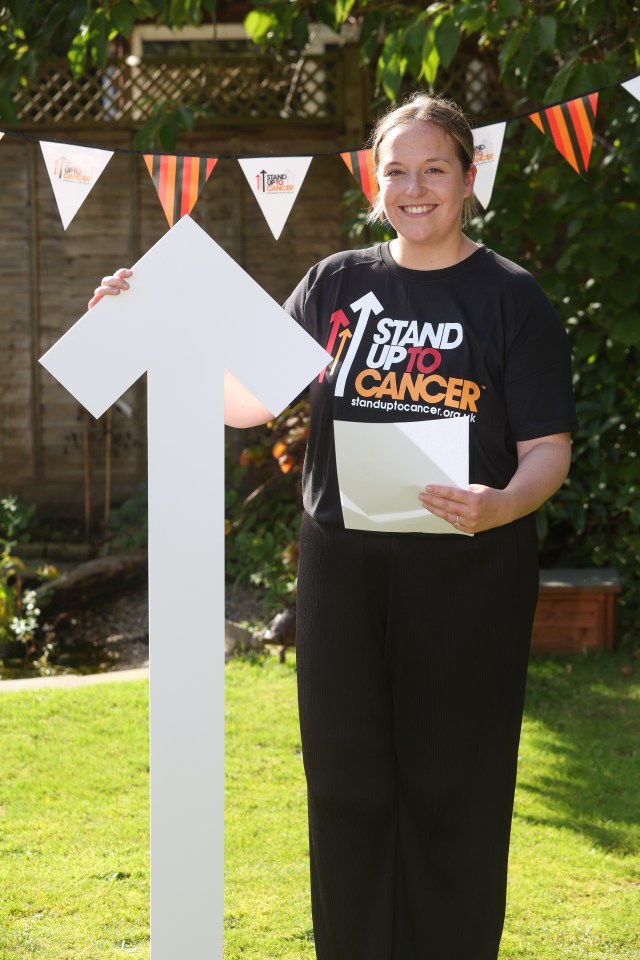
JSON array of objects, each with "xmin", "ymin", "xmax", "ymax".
[
  {"xmin": 0, "ymin": 682, "xmax": 150, "ymax": 959},
  {"xmin": 0, "ymin": 652, "xmax": 639, "ymax": 959}
]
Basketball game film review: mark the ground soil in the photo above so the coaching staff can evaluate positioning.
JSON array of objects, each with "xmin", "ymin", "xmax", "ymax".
[{"xmin": 37, "ymin": 578, "xmax": 270, "ymax": 674}]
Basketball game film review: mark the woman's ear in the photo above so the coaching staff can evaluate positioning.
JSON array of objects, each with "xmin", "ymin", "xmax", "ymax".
[{"xmin": 464, "ymin": 163, "xmax": 477, "ymax": 198}]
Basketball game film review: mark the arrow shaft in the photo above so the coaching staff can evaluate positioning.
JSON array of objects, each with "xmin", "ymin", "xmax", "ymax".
[{"xmin": 148, "ymin": 364, "xmax": 224, "ymax": 960}]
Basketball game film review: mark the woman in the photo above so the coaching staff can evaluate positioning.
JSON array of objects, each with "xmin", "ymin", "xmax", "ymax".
[{"xmin": 92, "ymin": 94, "xmax": 577, "ymax": 960}]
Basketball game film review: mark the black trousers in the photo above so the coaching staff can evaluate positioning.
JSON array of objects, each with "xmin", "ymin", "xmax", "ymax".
[{"xmin": 296, "ymin": 511, "xmax": 539, "ymax": 960}]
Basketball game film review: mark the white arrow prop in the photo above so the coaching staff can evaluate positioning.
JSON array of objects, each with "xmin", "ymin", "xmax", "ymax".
[{"xmin": 39, "ymin": 215, "xmax": 330, "ymax": 959}]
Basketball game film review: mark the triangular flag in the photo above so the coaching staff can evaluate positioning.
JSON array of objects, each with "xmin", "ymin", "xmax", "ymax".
[
  {"xmin": 528, "ymin": 93, "xmax": 598, "ymax": 176},
  {"xmin": 144, "ymin": 154, "xmax": 217, "ymax": 227},
  {"xmin": 40, "ymin": 141, "xmax": 113, "ymax": 230},
  {"xmin": 621, "ymin": 75, "xmax": 640, "ymax": 102},
  {"xmin": 472, "ymin": 121, "xmax": 506, "ymax": 209},
  {"xmin": 237, "ymin": 157, "xmax": 312, "ymax": 240},
  {"xmin": 340, "ymin": 149, "xmax": 379, "ymax": 204}
]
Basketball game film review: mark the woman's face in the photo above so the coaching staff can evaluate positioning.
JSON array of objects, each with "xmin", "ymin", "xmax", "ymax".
[{"xmin": 376, "ymin": 121, "xmax": 475, "ymax": 255}]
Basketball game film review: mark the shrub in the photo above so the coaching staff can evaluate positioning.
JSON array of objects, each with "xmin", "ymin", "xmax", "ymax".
[
  {"xmin": 102, "ymin": 483, "xmax": 148, "ymax": 554},
  {"xmin": 225, "ymin": 402, "xmax": 308, "ymax": 612}
]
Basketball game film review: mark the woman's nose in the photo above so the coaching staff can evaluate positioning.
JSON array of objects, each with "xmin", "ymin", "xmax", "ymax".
[{"xmin": 405, "ymin": 173, "xmax": 427, "ymax": 195}]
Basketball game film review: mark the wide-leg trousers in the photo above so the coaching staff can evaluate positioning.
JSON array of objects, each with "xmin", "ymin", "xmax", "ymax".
[{"xmin": 295, "ymin": 511, "xmax": 539, "ymax": 960}]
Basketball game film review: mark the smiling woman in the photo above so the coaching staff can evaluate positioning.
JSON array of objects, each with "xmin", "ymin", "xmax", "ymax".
[{"xmin": 272, "ymin": 92, "xmax": 577, "ymax": 960}]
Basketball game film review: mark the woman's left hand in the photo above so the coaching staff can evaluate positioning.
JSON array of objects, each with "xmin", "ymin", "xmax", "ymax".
[
  {"xmin": 418, "ymin": 483, "xmax": 508, "ymax": 534},
  {"xmin": 418, "ymin": 433, "xmax": 572, "ymax": 534}
]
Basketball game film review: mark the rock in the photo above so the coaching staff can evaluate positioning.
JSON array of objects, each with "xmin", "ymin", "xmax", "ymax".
[{"xmin": 225, "ymin": 619, "xmax": 264, "ymax": 661}]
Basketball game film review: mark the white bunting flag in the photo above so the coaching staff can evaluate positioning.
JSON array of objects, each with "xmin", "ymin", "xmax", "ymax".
[
  {"xmin": 238, "ymin": 156, "xmax": 312, "ymax": 240},
  {"xmin": 621, "ymin": 75, "xmax": 640, "ymax": 103},
  {"xmin": 472, "ymin": 122, "xmax": 506, "ymax": 210},
  {"xmin": 40, "ymin": 140, "xmax": 114, "ymax": 230}
]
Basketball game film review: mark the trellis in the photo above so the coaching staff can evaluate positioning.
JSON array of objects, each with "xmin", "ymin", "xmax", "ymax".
[
  {"xmin": 13, "ymin": 52, "xmax": 344, "ymax": 127},
  {"xmin": 12, "ymin": 47, "xmax": 511, "ymax": 132}
]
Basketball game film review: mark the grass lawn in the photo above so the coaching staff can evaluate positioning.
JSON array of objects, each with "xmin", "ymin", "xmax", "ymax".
[{"xmin": 0, "ymin": 651, "xmax": 638, "ymax": 959}]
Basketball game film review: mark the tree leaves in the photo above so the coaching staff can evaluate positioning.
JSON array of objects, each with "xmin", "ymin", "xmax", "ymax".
[
  {"xmin": 133, "ymin": 102, "xmax": 194, "ymax": 151},
  {"xmin": 496, "ymin": 0, "xmax": 522, "ymax": 15},
  {"xmin": 335, "ymin": 0, "xmax": 357, "ymax": 27},
  {"xmin": 532, "ymin": 14, "xmax": 557, "ymax": 52},
  {"xmin": 109, "ymin": 2, "xmax": 139, "ymax": 38},
  {"xmin": 435, "ymin": 14, "xmax": 460, "ymax": 68},
  {"xmin": 421, "ymin": 23, "xmax": 440, "ymax": 85},
  {"xmin": 244, "ymin": 9, "xmax": 279, "ymax": 44}
]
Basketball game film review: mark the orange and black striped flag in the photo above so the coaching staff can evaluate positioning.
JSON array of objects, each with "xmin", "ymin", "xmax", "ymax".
[
  {"xmin": 144, "ymin": 154, "xmax": 218, "ymax": 226},
  {"xmin": 340, "ymin": 149, "xmax": 379, "ymax": 204},
  {"xmin": 528, "ymin": 93, "xmax": 598, "ymax": 177}
]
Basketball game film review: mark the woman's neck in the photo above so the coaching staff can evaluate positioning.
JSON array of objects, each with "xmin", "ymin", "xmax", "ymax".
[{"xmin": 388, "ymin": 234, "xmax": 479, "ymax": 270}]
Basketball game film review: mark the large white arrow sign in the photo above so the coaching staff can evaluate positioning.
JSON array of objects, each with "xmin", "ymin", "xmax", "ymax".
[{"xmin": 39, "ymin": 215, "xmax": 330, "ymax": 959}]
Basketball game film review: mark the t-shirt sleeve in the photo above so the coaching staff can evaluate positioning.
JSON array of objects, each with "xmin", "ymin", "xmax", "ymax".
[
  {"xmin": 283, "ymin": 265, "xmax": 330, "ymax": 407},
  {"xmin": 283, "ymin": 269, "xmax": 314, "ymax": 328},
  {"xmin": 503, "ymin": 274, "xmax": 578, "ymax": 441},
  {"xmin": 282, "ymin": 269, "xmax": 316, "ymax": 405}
]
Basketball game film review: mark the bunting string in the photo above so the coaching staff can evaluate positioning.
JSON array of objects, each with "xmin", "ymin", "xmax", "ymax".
[{"xmin": 1, "ymin": 71, "xmax": 638, "ymax": 234}]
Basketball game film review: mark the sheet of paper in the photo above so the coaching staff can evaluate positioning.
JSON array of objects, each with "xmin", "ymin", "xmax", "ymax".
[{"xmin": 334, "ymin": 416, "xmax": 471, "ymax": 535}]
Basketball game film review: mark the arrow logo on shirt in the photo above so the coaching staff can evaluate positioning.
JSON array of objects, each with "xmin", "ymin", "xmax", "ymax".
[
  {"xmin": 334, "ymin": 290, "xmax": 384, "ymax": 397},
  {"xmin": 330, "ymin": 328, "xmax": 352, "ymax": 375},
  {"xmin": 320, "ymin": 309, "xmax": 350, "ymax": 382}
]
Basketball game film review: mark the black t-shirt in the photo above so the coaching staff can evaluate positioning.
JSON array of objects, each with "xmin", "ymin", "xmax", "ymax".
[{"xmin": 284, "ymin": 242, "xmax": 578, "ymax": 528}]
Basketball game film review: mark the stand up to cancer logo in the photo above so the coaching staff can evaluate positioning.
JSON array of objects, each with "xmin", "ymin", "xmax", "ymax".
[
  {"xmin": 254, "ymin": 169, "xmax": 296, "ymax": 193},
  {"xmin": 52, "ymin": 155, "xmax": 92, "ymax": 184}
]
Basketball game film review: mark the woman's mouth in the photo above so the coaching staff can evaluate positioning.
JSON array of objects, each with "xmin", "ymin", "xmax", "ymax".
[{"xmin": 401, "ymin": 204, "xmax": 437, "ymax": 215}]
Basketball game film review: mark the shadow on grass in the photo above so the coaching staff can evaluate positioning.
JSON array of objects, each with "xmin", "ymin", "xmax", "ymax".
[{"xmin": 518, "ymin": 651, "xmax": 640, "ymax": 856}]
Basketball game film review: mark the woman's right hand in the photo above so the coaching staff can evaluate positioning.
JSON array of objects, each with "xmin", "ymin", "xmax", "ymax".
[{"xmin": 88, "ymin": 267, "xmax": 133, "ymax": 310}]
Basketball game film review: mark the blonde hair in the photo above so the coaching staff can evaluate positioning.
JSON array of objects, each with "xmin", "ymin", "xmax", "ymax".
[{"xmin": 367, "ymin": 93, "xmax": 480, "ymax": 228}]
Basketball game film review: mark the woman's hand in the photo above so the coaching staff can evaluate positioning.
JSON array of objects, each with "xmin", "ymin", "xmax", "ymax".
[
  {"xmin": 418, "ymin": 482, "xmax": 511, "ymax": 534},
  {"xmin": 418, "ymin": 433, "xmax": 572, "ymax": 534},
  {"xmin": 88, "ymin": 267, "xmax": 132, "ymax": 309}
]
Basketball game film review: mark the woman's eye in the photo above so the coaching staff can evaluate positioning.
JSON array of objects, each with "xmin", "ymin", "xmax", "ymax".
[{"xmin": 426, "ymin": 167, "xmax": 443, "ymax": 175}]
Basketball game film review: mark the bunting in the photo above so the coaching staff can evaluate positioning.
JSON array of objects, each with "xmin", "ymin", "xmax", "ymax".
[
  {"xmin": 40, "ymin": 141, "xmax": 113, "ymax": 229},
  {"xmin": 144, "ymin": 154, "xmax": 217, "ymax": 226},
  {"xmin": 472, "ymin": 122, "xmax": 506, "ymax": 210},
  {"xmin": 528, "ymin": 93, "xmax": 598, "ymax": 176},
  {"xmin": 2, "ymin": 72, "xmax": 637, "ymax": 236},
  {"xmin": 238, "ymin": 156, "xmax": 312, "ymax": 239},
  {"xmin": 622, "ymin": 75, "xmax": 640, "ymax": 102},
  {"xmin": 340, "ymin": 149, "xmax": 378, "ymax": 204}
]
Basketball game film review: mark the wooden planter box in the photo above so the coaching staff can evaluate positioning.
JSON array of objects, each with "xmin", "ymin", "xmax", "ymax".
[{"xmin": 531, "ymin": 568, "xmax": 621, "ymax": 654}]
